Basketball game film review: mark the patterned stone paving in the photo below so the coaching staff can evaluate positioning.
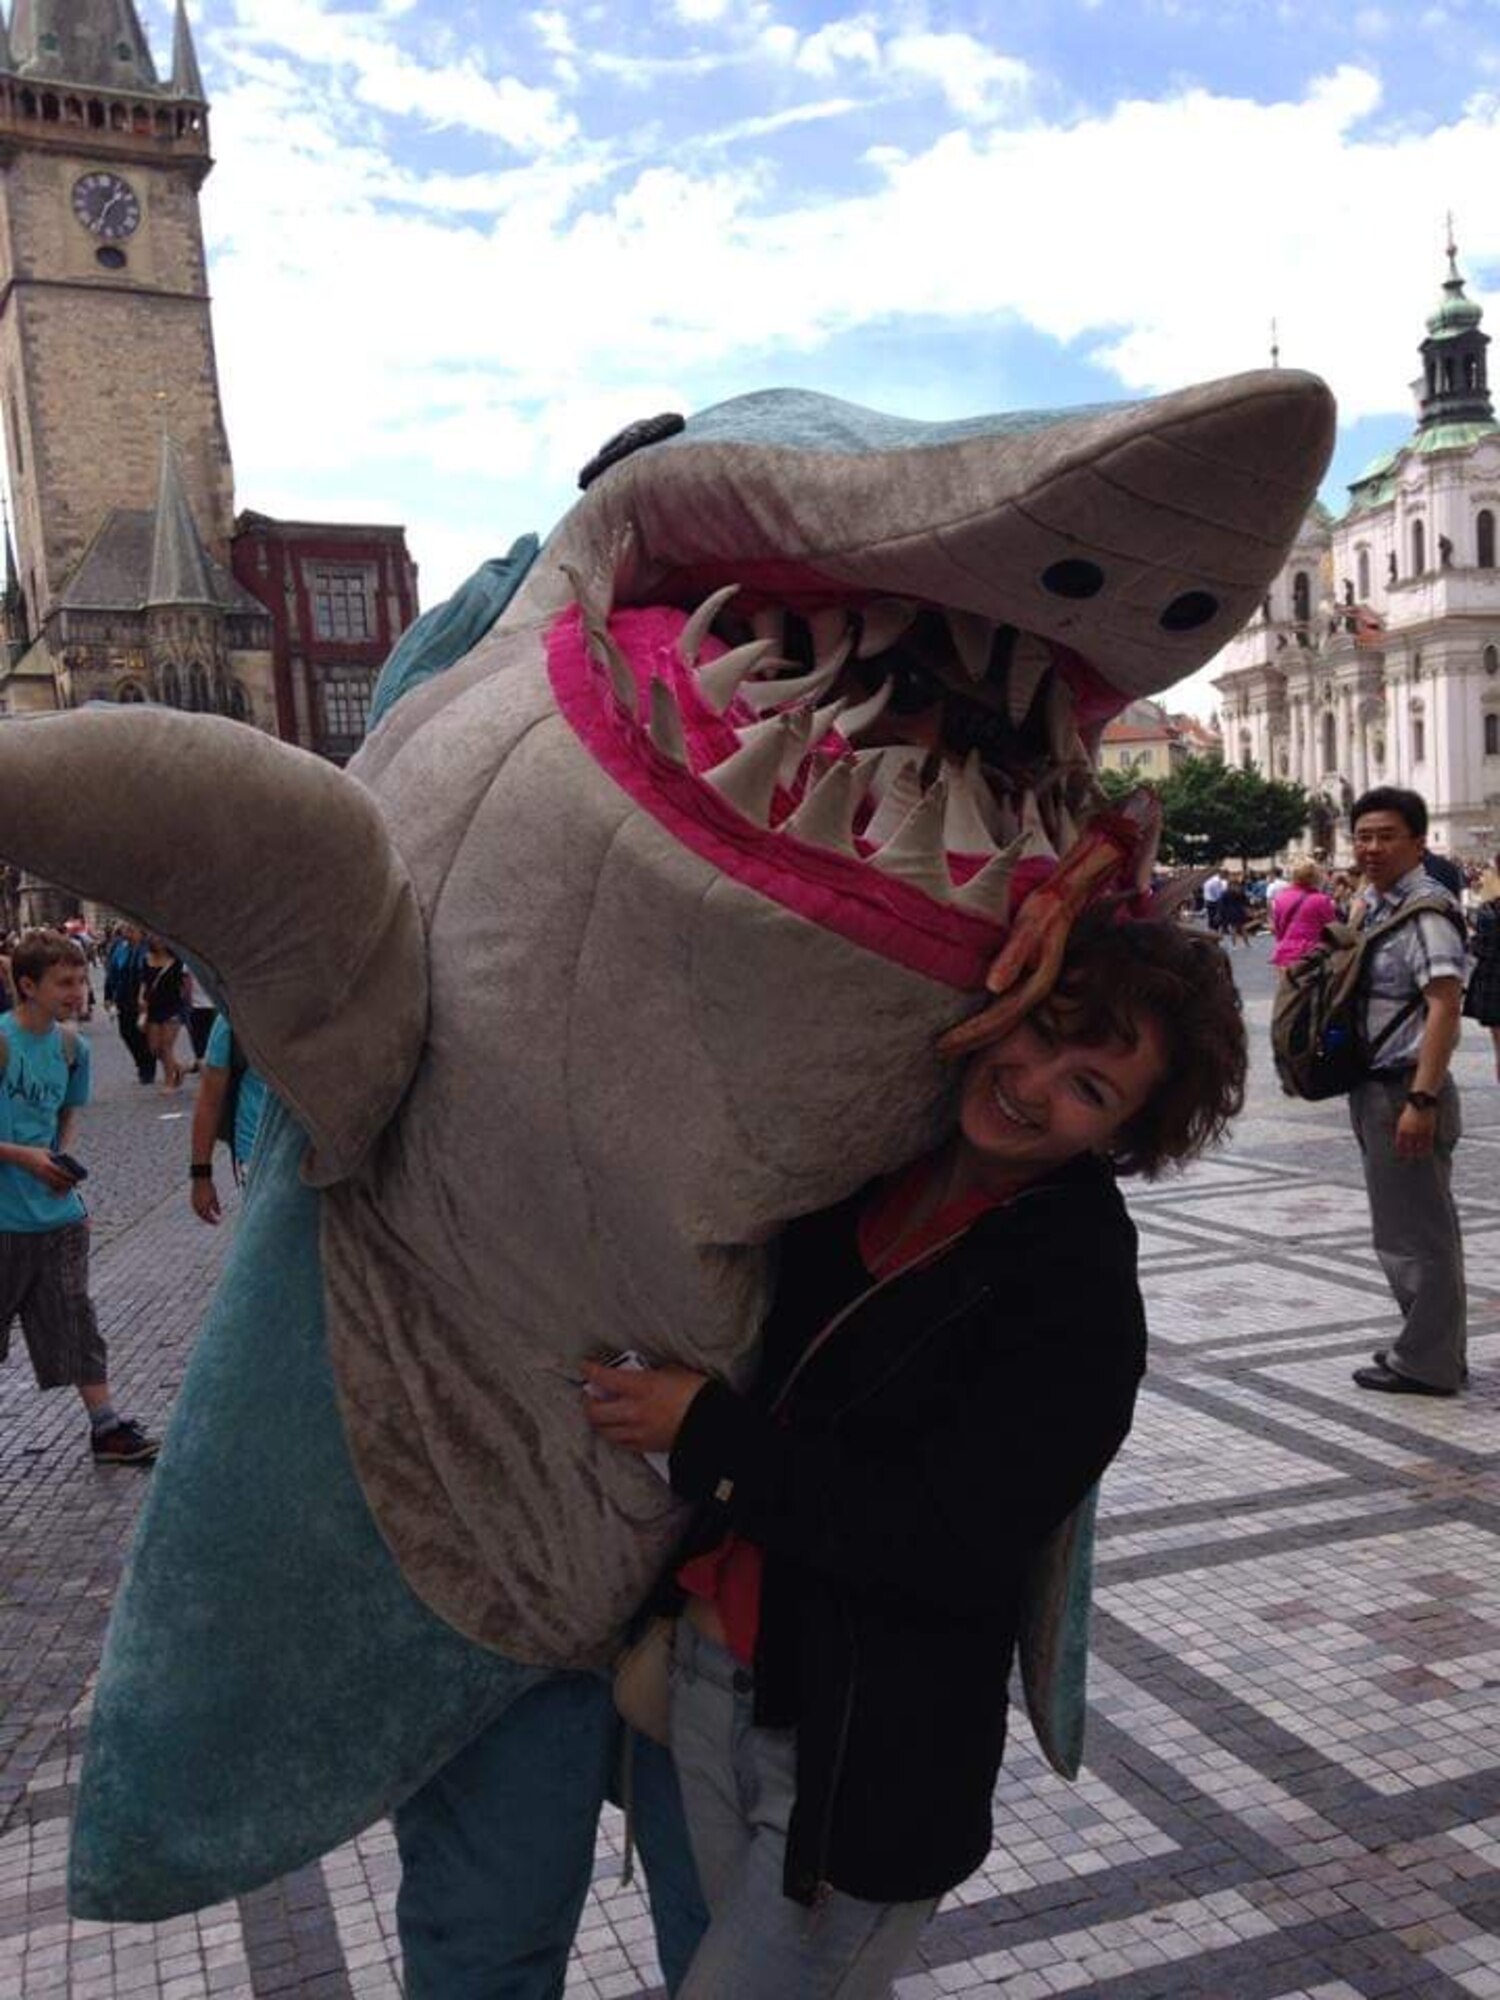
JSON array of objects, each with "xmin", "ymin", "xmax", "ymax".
[{"xmin": 2, "ymin": 934, "xmax": 1499, "ymax": 1997}]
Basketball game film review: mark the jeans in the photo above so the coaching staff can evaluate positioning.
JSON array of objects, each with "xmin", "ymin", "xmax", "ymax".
[
  {"xmin": 396, "ymin": 1670, "xmax": 708, "ymax": 2000},
  {"xmin": 670, "ymin": 1621, "xmax": 935, "ymax": 1999}
]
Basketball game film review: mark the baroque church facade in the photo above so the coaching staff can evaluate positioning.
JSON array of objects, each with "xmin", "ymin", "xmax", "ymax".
[
  {"xmin": 0, "ymin": 0, "xmax": 417, "ymax": 761},
  {"xmin": 1213, "ymin": 244, "xmax": 1500, "ymax": 862}
]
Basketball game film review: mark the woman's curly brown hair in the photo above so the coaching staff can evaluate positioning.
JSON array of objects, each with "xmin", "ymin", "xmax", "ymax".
[{"xmin": 1027, "ymin": 908, "xmax": 1247, "ymax": 1179}]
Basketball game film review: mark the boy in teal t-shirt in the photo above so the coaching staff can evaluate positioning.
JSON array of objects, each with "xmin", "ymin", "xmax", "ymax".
[{"xmin": 0, "ymin": 930, "xmax": 158, "ymax": 1464}]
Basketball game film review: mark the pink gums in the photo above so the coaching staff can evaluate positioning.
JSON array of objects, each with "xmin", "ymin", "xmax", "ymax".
[{"xmin": 547, "ymin": 603, "xmax": 1017, "ymax": 991}]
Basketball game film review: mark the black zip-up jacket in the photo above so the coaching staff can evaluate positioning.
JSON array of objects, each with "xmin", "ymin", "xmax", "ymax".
[{"xmin": 666, "ymin": 1151, "xmax": 1147, "ymax": 1907}]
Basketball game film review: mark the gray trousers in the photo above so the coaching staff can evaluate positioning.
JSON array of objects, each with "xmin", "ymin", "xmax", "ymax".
[
  {"xmin": 669, "ymin": 1620, "xmax": 935, "ymax": 1999},
  {"xmin": 1348, "ymin": 1072, "xmax": 1467, "ymax": 1390}
]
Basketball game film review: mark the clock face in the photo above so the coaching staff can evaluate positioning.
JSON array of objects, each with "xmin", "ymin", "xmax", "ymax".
[{"xmin": 71, "ymin": 171, "xmax": 141, "ymax": 242}]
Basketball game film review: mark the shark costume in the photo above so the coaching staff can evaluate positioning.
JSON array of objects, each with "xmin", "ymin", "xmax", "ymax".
[{"xmin": 0, "ymin": 374, "xmax": 1332, "ymax": 1924}]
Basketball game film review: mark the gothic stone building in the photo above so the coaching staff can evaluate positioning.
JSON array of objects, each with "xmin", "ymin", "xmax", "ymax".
[
  {"xmin": 0, "ymin": 0, "xmax": 416, "ymax": 762},
  {"xmin": 1213, "ymin": 244, "xmax": 1500, "ymax": 862}
]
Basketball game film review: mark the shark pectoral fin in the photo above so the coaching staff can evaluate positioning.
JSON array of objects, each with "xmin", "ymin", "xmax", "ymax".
[
  {"xmin": 0, "ymin": 707, "xmax": 426, "ymax": 1183},
  {"xmin": 69, "ymin": 1108, "xmax": 532, "ymax": 1921}
]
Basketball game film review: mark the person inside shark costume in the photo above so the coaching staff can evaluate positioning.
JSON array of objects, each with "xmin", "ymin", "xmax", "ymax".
[{"xmin": 0, "ymin": 372, "xmax": 1331, "ymax": 1978}]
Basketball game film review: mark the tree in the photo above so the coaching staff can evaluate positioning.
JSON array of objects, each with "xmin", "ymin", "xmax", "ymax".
[{"xmin": 1095, "ymin": 759, "xmax": 1309, "ymax": 866}]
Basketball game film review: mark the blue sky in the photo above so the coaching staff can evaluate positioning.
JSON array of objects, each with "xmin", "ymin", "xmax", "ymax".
[{"xmin": 136, "ymin": 1, "xmax": 1500, "ymax": 713}]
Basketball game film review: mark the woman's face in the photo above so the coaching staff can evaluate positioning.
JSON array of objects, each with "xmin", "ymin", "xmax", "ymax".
[{"xmin": 957, "ymin": 1010, "xmax": 1167, "ymax": 1180}]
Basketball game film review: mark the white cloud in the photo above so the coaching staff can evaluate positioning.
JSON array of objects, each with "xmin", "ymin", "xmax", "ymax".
[{"xmin": 884, "ymin": 32, "xmax": 1031, "ymax": 117}]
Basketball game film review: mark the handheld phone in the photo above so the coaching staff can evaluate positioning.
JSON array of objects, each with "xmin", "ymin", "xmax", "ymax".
[{"xmin": 49, "ymin": 1151, "xmax": 88, "ymax": 1184}]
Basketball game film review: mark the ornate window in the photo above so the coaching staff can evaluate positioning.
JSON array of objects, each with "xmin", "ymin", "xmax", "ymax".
[
  {"xmin": 1479, "ymin": 510, "xmax": 1496, "ymax": 570},
  {"xmin": 188, "ymin": 663, "xmax": 210, "ymax": 711},
  {"xmin": 116, "ymin": 681, "xmax": 146, "ymax": 703},
  {"xmin": 160, "ymin": 663, "xmax": 182, "ymax": 707},
  {"xmin": 1411, "ymin": 518, "xmax": 1426, "ymax": 575},
  {"xmin": 1321, "ymin": 710, "xmax": 1336, "ymax": 771},
  {"xmin": 1413, "ymin": 715, "xmax": 1426, "ymax": 763},
  {"xmin": 309, "ymin": 566, "xmax": 373, "ymax": 642},
  {"xmin": 1485, "ymin": 644, "xmax": 1499, "ymax": 677},
  {"xmin": 1487, "ymin": 713, "xmax": 1500, "ymax": 758},
  {"xmin": 1356, "ymin": 547, "xmax": 1370, "ymax": 599},
  {"xmin": 1292, "ymin": 571, "xmax": 1311, "ymax": 625},
  {"xmin": 321, "ymin": 672, "xmax": 373, "ymax": 746}
]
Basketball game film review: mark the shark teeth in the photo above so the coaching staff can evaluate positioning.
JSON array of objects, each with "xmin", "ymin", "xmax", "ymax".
[
  {"xmin": 945, "ymin": 609, "xmax": 995, "ymax": 684},
  {"xmin": 678, "ymin": 583, "xmax": 741, "ymax": 667},
  {"xmin": 1008, "ymin": 632, "xmax": 1051, "ymax": 726},
  {"xmin": 738, "ymin": 658, "xmax": 840, "ymax": 715},
  {"xmin": 943, "ymin": 750, "xmax": 1002, "ymax": 856},
  {"xmin": 704, "ymin": 713, "xmax": 800, "ymax": 824},
  {"xmin": 856, "ymin": 599, "xmax": 918, "ymax": 658},
  {"xmin": 784, "ymin": 754, "xmax": 875, "ymax": 853},
  {"xmin": 837, "ymin": 676, "xmax": 893, "ymax": 740},
  {"xmin": 695, "ymin": 638, "xmax": 779, "ymax": 715},
  {"xmin": 953, "ymin": 834, "xmax": 1029, "ymax": 923},
  {"xmin": 1019, "ymin": 790, "xmax": 1057, "ymax": 862},
  {"xmin": 870, "ymin": 778, "xmax": 953, "ymax": 901},
  {"xmin": 647, "ymin": 677, "xmax": 689, "ymax": 766}
]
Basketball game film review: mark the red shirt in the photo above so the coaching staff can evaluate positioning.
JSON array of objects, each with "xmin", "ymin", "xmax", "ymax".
[{"xmin": 676, "ymin": 1153, "xmax": 1021, "ymax": 1663}]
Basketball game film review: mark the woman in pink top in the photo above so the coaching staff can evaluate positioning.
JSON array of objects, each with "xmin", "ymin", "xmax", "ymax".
[{"xmin": 1271, "ymin": 859, "xmax": 1337, "ymax": 968}]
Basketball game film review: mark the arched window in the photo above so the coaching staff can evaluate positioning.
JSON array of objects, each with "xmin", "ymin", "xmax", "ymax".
[
  {"xmin": 1321, "ymin": 710, "xmax": 1336, "ymax": 771},
  {"xmin": 1486, "ymin": 713, "xmax": 1500, "ymax": 758},
  {"xmin": 229, "ymin": 682, "xmax": 250, "ymax": 722},
  {"xmin": 1239, "ymin": 732, "xmax": 1252, "ymax": 769},
  {"xmin": 1357, "ymin": 548, "xmax": 1370, "ymax": 600},
  {"xmin": 1479, "ymin": 510, "xmax": 1496, "ymax": 570},
  {"xmin": 1413, "ymin": 716, "xmax": 1426, "ymax": 763},
  {"xmin": 1411, "ymin": 519, "xmax": 1426, "ymax": 575},
  {"xmin": 1292, "ymin": 571, "xmax": 1311, "ymax": 625},
  {"xmin": 160, "ymin": 663, "xmax": 182, "ymax": 708},
  {"xmin": 116, "ymin": 681, "xmax": 145, "ymax": 703},
  {"xmin": 1467, "ymin": 355, "xmax": 1480, "ymax": 390},
  {"xmin": 188, "ymin": 664, "xmax": 210, "ymax": 711},
  {"xmin": 1442, "ymin": 356, "xmax": 1455, "ymax": 392},
  {"xmin": 1485, "ymin": 644, "xmax": 1499, "ymax": 677}
]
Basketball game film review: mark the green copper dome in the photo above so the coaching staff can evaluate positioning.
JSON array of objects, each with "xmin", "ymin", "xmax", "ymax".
[{"xmin": 1427, "ymin": 288, "xmax": 1483, "ymax": 338}]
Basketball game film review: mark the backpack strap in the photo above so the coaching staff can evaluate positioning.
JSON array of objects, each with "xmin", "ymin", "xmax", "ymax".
[
  {"xmin": 59, "ymin": 1024, "xmax": 79, "ymax": 1072},
  {"xmin": 1358, "ymin": 894, "xmax": 1467, "ymax": 1061}
]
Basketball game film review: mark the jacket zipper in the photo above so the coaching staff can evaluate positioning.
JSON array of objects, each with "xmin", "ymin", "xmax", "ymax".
[{"xmin": 811, "ymin": 1595, "xmax": 859, "ymax": 1908}]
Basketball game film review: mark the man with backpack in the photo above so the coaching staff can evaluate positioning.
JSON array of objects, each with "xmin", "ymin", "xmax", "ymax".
[
  {"xmin": 1345, "ymin": 789, "xmax": 1469, "ymax": 1397},
  {"xmin": 189, "ymin": 1010, "xmax": 268, "ymax": 1223},
  {"xmin": 0, "ymin": 930, "xmax": 159, "ymax": 1462}
]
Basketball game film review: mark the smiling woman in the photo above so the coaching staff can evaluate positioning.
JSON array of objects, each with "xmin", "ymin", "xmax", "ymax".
[{"xmin": 585, "ymin": 911, "xmax": 1247, "ymax": 1997}]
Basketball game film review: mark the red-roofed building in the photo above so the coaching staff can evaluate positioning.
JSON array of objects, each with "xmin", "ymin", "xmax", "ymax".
[{"xmin": 1100, "ymin": 700, "xmax": 1221, "ymax": 778}]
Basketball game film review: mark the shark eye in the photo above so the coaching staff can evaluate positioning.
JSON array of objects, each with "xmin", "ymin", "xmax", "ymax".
[
  {"xmin": 1041, "ymin": 560, "xmax": 1104, "ymax": 600},
  {"xmin": 1160, "ymin": 591, "xmax": 1219, "ymax": 632}
]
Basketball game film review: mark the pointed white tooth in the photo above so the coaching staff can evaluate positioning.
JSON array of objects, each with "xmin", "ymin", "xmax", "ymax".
[
  {"xmin": 737, "ymin": 704, "xmax": 816, "ymax": 787},
  {"xmin": 953, "ymin": 835, "xmax": 1029, "ymax": 924},
  {"xmin": 808, "ymin": 697, "xmax": 846, "ymax": 753},
  {"xmin": 694, "ymin": 638, "xmax": 778, "ymax": 715},
  {"xmin": 857, "ymin": 744, "xmax": 927, "ymax": 845},
  {"xmin": 808, "ymin": 609, "xmax": 853, "ymax": 668},
  {"xmin": 992, "ymin": 791, "xmax": 1020, "ymax": 844},
  {"xmin": 856, "ymin": 599, "xmax": 919, "ymax": 659},
  {"xmin": 946, "ymin": 609, "xmax": 995, "ymax": 685},
  {"xmin": 1019, "ymin": 790, "xmax": 1057, "ymax": 861},
  {"xmin": 942, "ymin": 760, "xmax": 1001, "ymax": 857},
  {"xmin": 1007, "ymin": 633, "xmax": 1050, "ymax": 726},
  {"xmin": 738, "ymin": 660, "xmax": 839, "ymax": 715},
  {"xmin": 870, "ymin": 779, "xmax": 953, "ymax": 901},
  {"xmin": 647, "ymin": 677, "xmax": 689, "ymax": 767},
  {"xmin": 1053, "ymin": 799, "xmax": 1081, "ymax": 854},
  {"xmin": 784, "ymin": 756, "xmax": 871, "ymax": 854},
  {"xmin": 705, "ymin": 715, "xmax": 797, "ymax": 825},
  {"xmin": 677, "ymin": 583, "xmax": 741, "ymax": 667},
  {"xmin": 838, "ymin": 676, "xmax": 893, "ymax": 740},
  {"xmin": 578, "ymin": 612, "xmax": 635, "ymax": 717},
  {"xmin": 1043, "ymin": 673, "xmax": 1076, "ymax": 764},
  {"xmin": 750, "ymin": 606, "xmax": 786, "ymax": 651}
]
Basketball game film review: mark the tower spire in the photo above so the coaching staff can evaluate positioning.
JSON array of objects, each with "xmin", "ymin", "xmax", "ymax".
[
  {"xmin": 148, "ymin": 438, "xmax": 217, "ymax": 607},
  {"xmin": 1416, "ymin": 218, "xmax": 1492, "ymax": 431},
  {"xmin": 11, "ymin": 1, "xmax": 161, "ymax": 90},
  {"xmin": 0, "ymin": 8, "xmax": 15, "ymax": 73},
  {"xmin": 171, "ymin": 0, "xmax": 205, "ymax": 100},
  {"xmin": 1270, "ymin": 317, "xmax": 1280, "ymax": 369}
]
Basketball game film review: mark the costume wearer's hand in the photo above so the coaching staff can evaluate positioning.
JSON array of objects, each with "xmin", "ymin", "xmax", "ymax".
[
  {"xmin": 191, "ymin": 1177, "xmax": 222, "ymax": 1225},
  {"xmin": 581, "ymin": 1361, "xmax": 708, "ymax": 1453},
  {"xmin": 1395, "ymin": 1104, "xmax": 1437, "ymax": 1160},
  {"xmin": 22, "ymin": 1147, "xmax": 78, "ymax": 1195}
]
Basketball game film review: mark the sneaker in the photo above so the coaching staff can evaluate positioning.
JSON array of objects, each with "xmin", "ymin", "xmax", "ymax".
[{"xmin": 91, "ymin": 1419, "xmax": 160, "ymax": 1466}]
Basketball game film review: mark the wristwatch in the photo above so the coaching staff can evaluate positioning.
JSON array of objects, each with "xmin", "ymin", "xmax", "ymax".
[
  {"xmin": 189, "ymin": 1163, "xmax": 214, "ymax": 1180},
  {"xmin": 1405, "ymin": 1090, "xmax": 1440, "ymax": 1112}
]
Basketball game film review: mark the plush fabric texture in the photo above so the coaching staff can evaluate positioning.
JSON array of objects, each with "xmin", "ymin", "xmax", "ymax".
[
  {"xmin": 0, "ymin": 375, "xmax": 1337, "ymax": 1918},
  {"xmin": 69, "ymin": 1104, "xmax": 542, "ymax": 1920}
]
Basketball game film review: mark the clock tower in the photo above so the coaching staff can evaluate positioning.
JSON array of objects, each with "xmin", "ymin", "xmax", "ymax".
[{"xmin": 0, "ymin": 0, "xmax": 235, "ymax": 645}]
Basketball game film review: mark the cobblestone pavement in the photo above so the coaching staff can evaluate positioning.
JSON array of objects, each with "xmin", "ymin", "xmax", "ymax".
[{"xmin": 3, "ymin": 939, "xmax": 1500, "ymax": 1999}]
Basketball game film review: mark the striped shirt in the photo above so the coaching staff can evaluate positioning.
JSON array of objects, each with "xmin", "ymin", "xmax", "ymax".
[{"xmin": 1356, "ymin": 866, "xmax": 1467, "ymax": 1071}]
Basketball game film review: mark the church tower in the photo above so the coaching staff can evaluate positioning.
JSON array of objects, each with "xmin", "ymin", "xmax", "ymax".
[
  {"xmin": 1417, "ymin": 228, "xmax": 1493, "ymax": 434},
  {"xmin": 0, "ymin": 0, "xmax": 234, "ymax": 643}
]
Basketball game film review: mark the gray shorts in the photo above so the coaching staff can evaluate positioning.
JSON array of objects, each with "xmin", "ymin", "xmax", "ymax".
[{"xmin": 0, "ymin": 1222, "xmax": 107, "ymax": 1389}]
